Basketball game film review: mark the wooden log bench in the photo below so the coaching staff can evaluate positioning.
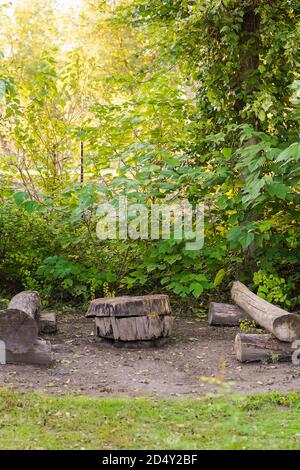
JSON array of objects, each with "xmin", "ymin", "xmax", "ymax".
[{"xmin": 86, "ymin": 294, "xmax": 174, "ymax": 345}]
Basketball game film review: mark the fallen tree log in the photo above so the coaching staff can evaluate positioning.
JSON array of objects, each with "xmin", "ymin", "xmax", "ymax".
[
  {"xmin": 231, "ymin": 281, "xmax": 300, "ymax": 342},
  {"xmin": 0, "ymin": 291, "xmax": 53, "ymax": 364},
  {"xmin": 208, "ymin": 302, "xmax": 250, "ymax": 326},
  {"xmin": 0, "ymin": 309, "xmax": 38, "ymax": 354},
  {"xmin": 6, "ymin": 339, "xmax": 53, "ymax": 365},
  {"xmin": 235, "ymin": 333, "xmax": 292, "ymax": 363},
  {"xmin": 0, "ymin": 291, "xmax": 41, "ymax": 354},
  {"xmin": 8, "ymin": 291, "xmax": 41, "ymax": 320}
]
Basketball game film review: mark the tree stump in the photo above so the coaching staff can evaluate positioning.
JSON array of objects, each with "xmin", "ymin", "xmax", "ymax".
[{"xmin": 86, "ymin": 295, "xmax": 173, "ymax": 343}]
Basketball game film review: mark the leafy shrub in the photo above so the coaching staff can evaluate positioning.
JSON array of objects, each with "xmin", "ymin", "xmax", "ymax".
[
  {"xmin": 253, "ymin": 270, "xmax": 294, "ymax": 309},
  {"xmin": 0, "ymin": 201, "xmax": 119, "ymax": 304}
]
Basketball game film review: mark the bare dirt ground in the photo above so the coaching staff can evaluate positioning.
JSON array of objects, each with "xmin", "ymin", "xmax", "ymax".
[{"xmin": 1, "ymin": 313, "xmax": 300, "ymax": 398}]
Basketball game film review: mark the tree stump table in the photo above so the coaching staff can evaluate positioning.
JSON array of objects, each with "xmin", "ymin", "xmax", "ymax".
[{"xmin": 86, "ymin": 294, "xmax": 174, "ymax": 347}]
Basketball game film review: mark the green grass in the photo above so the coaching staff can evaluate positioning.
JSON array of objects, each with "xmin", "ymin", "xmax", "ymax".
[{"xmin": 0, "ymin": 388, "xmax": 300, "ymax": 449}]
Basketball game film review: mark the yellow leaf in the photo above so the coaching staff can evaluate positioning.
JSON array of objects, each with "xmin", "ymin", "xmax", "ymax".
[{"xmin": 214, "ymin": 269, "xmax": 226, "ymax": 286}]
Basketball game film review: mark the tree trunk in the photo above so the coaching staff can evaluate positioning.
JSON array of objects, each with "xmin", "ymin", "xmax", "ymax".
[
  {"xmin": 8, "ymin": 291, "xmax": 41, "ymax": 320},
  {"xmin": 235, "ymin": 333, "xmax": 292, "ymax": 363},
  {"xmin": 235, "ymin": 3, "xmax": 261, "ymax": 274},
  {"xmin": 6, "ymin": 339, "xmax": 53, "ymax": 365},
  {"xmin": 208, "ymin": 302, "xmax": 250, "ymax": 326},
  {"xmin": 235, "ymin": 5, "xmax": 260, "ymax": 113},
  {"xmin": 0, "ymin": 309, "xmax": 38, "ymax": 354},
  {"xmin": 80, "ymin": 141, "xmax": 84, "ymax": 183},
  {"xmin": 231, "ymin": 281, "xmax": 300, "ymax": 342}
]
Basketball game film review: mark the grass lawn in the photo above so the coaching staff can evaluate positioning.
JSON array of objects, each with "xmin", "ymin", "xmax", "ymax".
[{"xmin": 0, "ymin": 388, "xmax": 300, "ymax": 449}]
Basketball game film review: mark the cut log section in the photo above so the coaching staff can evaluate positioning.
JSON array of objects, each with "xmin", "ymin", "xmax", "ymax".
[
  {"xmin": 0, "ymin": 309, "xmax": 38, "ymax": 354},
  {"xmin": 6, "ymin": 339, "xmax": 53, "ymax": 365},
  {"xmin": 88, "ymin": 294, "xmax": 173, "ymax": 342},
  {"xmin": 235, "ymin": 333, "xmax": 292, "ymax": 363},
  {"xmin": 95, "ymin": 314, "xmax": 174, "ymax": 342},
  {"xmin": 232, "ymin": 281, "xmax": 300, "ymax": 342},
  {"xmin": 208, "ymin": 302, "xmax": 250, "ymax": 326},
  {"xmin": 86, "ymin": 294, "xmax": 171, "ymax": 318},
  {"xmin": 8, "ymin": 291, "xmax": 41, "ymax": 320},
  {"xmin": 39, "ymin": 312, "xmax": 57, "ymax": 334}
]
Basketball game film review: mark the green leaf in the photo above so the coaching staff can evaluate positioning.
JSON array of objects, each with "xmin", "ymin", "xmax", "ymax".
[
  {"xmin": 14, "ymin": 192, "xmax": 30, "ymax": 205},
  {"xmin": 222, "ymin": 148, "xmax": 232, "ymax": 160},
  {"xmin": 23, "ymin": 200, "xmax": 39, "ymax": 214},
  {"xmin": 239, "ymin": 232, "xmax": 255, "ymax": 251},
  {"xmin": 227, "ymin": 226, "xmax": 243, "ymax": 243},
  {"xmin": 190, "ymin": 282, "xmax": 204, "ymax": 298},
  {"xmin": 243, "ymin": 179, "xmax": 265, "ymax": 202},
  {"xmin": 276, "ymin": 143, "xmax": 300, "ymax": 162},
  {"xmin": 267, "ymin": 183, "xmax": 289, "ymax": 200}
]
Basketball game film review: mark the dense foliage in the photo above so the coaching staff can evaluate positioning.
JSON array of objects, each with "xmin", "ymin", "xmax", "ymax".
[{"xmin": 0, "ymin": 0, "xmax": 299, "ymax": 308}]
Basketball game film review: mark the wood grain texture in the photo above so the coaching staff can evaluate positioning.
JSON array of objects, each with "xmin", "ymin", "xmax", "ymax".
[
  {"xmin": 86, "ymin": 294, "xmax": 171, "ymax": 318},
  {"xmin": 95, "ymin": 314, "xmax": 174, "ymax": 341}
]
